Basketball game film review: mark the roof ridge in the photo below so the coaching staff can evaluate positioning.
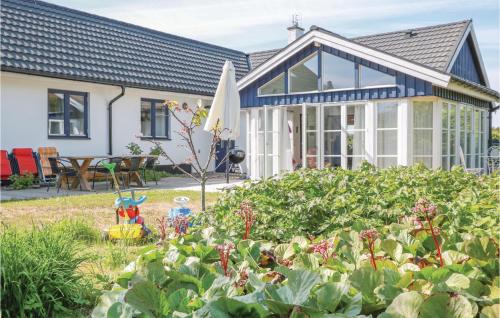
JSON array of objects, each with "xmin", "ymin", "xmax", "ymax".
[
  {"xmin": 351, "ymin": 19, "xmax": 471, "ymax": 40},
  {"xmin": 5, "ymin": 0, "xmax": 247, "ymax": 56}
]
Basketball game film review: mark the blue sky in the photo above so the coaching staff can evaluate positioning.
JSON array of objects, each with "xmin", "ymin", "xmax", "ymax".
[{"xmin": 45, "ymin": 0, "xmax": 499, "ymax": 124}]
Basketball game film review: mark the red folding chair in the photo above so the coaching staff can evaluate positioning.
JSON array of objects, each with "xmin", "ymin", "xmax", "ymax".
[
  {"xmin": 11, "ymin": 148, "xmax": 39, "ymax": 177},
  {"xmin": 0, "ymin": 150, "xmax": 13, "ymax": 184}
]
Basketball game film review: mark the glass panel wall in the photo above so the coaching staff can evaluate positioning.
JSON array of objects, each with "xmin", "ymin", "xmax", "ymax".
[
  {"xmin": 376, "ymin": 102, "xmax": 398, "ymax": 168},
  {"xmin": 323, "ymin": 105, "xmax": 341, "ymax": 168},
  {"xmin": 289, "ymin": 53, "xmax": 319, "ymax": 93},
  {"xmin": 305, "ymin": 105, "xmax": 319, "ymax": 168},
  {"xmin": 413, "ymin": 101, "xmax": 433, "ymax": 168},
  {"xmin": 258, "ymin": 73, "xmax": 285, "ymax": 96},
  {"xmin": 359, "ymin": 65, "xmax": 396, "ymax": 87},
  {"xmin": 322, "ymin": 53, "xmax": 355, "ymax": 90},
  {"xmin": 346, "ymin": 105, "xmax": 365, "ymax": 169},
  {"xmin": 441, "ymin": 103, "xmax": 458, "ymax": 170}
]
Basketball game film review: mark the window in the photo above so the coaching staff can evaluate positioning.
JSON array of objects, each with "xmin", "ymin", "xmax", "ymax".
[
  {"xmin": 413, "ymin": 101, "xmax": 433, "ymax": 168},
  {"xmin": 289, "ymin": 53, "xmax": 319, "ymax": 93},
  {"xmin": 346, "ymin": 104, "xmax": 365, "ymax": 169},
  {"xmin": 258, "ymin": 73, "xmax": 285, "ymax": 96},
  {"xmin": 376, "ymin": 101, "xmax": 398, "ymax": 168},
  {"xmin": 441, "ymin": 103, "xmax": 457, "ymax": 170},
  {"xmin": 359, "ymin": 65, "xmax": 396, "ymax": 87},
  {"xmin": 48, "ymin": 90, "xmax": 88, "ymax": 138},
  {"xmin": 141, "ymin": 99, "xmax": 170, "ymax": 139},
  {"xmin": 322, "ymin": 52, "xmax": 355, "ymax": 90}
]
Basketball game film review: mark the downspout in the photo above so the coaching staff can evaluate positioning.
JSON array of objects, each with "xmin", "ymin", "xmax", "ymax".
[{"xmin": 108, "ymin": 86, "xmax": 125, "ymax": 155}]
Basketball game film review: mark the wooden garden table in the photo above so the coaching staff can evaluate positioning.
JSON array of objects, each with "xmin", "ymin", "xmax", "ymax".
[{"xmin": 56, "ymin": 155, "xmax": 157, "ymax": 191}]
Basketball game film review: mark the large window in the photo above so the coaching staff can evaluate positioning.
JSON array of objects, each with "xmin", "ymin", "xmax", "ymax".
[
  {"xmin": 376, "ymin": 101, "xmax": 398, "ymax": 168},
  {"xmin": 258, "ymin": 73, "xmax": 285, "ymax": 96},
  {"xmin": 48, "ymin": 89, "xmax": 88, "ymax": 138},
  {"xmin": 413, "ymin": 101, "xmax": 433, "ymax": 168},
  {"xmin": 289, "ymin": 53, "xmax": 319, "ymax": 93},
  {"xmin": 359, "ymin": 65, "xmax": 396, "ymax": 87},
  {"xmin": 141, "ymin": 99, "xmax": 170, "ymax": 139},
  {"xmin": 322, "ymin": 52, "xmax": 355, "ymax": 90},
  {"xmin": 441, "ymin": 103, "xmax": 457, "ymax": 170}
]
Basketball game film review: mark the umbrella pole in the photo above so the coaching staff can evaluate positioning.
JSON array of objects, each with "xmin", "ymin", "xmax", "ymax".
[{"xmin": 225, "ymin": 139, "xmax": 230, "ymax": 183}]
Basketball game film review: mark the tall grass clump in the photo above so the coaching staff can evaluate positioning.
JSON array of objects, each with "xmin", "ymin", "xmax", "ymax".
[{"xmin": 1, "ymin": 224, "xmax": 97, "ymax": 317}]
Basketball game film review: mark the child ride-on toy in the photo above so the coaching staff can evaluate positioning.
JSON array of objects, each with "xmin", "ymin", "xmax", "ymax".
[{"xmin": 101, "ymin": 162, "xmax": 151, "ymax": 240}]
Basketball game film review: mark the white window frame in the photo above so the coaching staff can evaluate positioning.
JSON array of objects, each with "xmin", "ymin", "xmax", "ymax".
[
  {"xmin": 411, "ymin": 100, "xmax": 434, "ymax": 168},
  {"xmin": 376, "ymin": 100, "xmax": 399, "ymax": 168}
]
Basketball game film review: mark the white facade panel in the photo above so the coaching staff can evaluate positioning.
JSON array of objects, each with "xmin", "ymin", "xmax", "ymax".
[{"xmin": 0, "ymin": 72, "xmax": 238, "ymax": 171}]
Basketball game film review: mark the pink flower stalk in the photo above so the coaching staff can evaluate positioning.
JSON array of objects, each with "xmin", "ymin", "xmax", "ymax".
[
  {"xmin": 156, "ymin": 216, "xmax": 168, "ymax": 241},
  {"xmin": 311, "ymin": 240, "xmax": 335, "ymax": 262},
  {"xmin": 413, "ymin": 198, "xmax": 443, "ymax": 267},
  {"xmin": 172, "ymin": 215, "xmax": 189, "ymax": 235},
  {"xmin": 360, "ymin": 229, "xmax": 379, "ymax": 270},
  {"xmin": 216, "ymin": 242, "xmax": 235, "ymax": 276},
  {"xmin": 235, "ymin": 200, "xmax": 255, "ymax": 240}
]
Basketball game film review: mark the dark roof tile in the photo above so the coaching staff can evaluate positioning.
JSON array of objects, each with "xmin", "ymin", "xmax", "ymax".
[{"xmin": 1, "ymin": 0, "xmax": 251, "ymax": 95}]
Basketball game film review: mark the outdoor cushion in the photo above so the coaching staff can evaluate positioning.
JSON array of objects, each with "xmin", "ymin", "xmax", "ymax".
[
  {"xmin": 38, "ymin": 147, "xmax": 58, "ymax": 177},
  {"xmin": 12, "ymin": 148, "xmax": 38, "ymax": 176},
  {"xmin": 0, "ymin": 150, "xmax": 13, "ymax": 180}
]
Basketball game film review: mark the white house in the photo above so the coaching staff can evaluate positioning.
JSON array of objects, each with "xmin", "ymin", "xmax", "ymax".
[
  {"xmin": 239, "ymin": 22, "xmax": 499, "ymax": 178},
  {"xmin": 1, "ymin": 0, "xmax": 498, "ymax": 178},
  {"xmin": 0, "ymin": 0, "xmax": 250, "ymax": 171}
]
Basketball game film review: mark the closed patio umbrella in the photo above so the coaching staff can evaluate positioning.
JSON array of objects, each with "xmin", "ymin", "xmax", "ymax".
[{"xmin": 203, "ymin": 60, "xmax": 241, "ymax": 182}]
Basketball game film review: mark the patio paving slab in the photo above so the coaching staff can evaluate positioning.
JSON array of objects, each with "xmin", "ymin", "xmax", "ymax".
[{"xmin": 0, "ymin": 175, "xmax": 244, "ymax": 201}]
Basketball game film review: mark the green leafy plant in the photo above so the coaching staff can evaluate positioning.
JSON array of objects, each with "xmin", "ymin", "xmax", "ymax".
[
  {"xmin": 149, "ymin": 143, "xmax": 164, "ymax": 156},
  {"xmin": 8, "ymin": 173, "xmax": 34, "ymax": 190},
  {"xmin": 93, "ymin": 214, "xmax": 500, "ymax": 317},
  {"xmin": 209, "ymin": 164, "xmax": 498, "ymax": 241},
  {"xmin": 126, "ymin": 142, "xmax": 143, "ymax": 155}
]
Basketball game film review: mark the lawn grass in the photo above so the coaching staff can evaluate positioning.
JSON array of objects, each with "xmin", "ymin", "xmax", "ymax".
[
  {"xmin": 1, "ymin": 189, "xmax": 219, "ymax": 303},
  {"xmin": 1, "ymin": 189, "xmax": 218, "ymax": 230}
]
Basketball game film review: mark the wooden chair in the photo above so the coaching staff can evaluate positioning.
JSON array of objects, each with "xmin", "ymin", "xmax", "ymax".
[{"xmin": 37, "ymin": 147, "xmax": 58, "ymax": 183}]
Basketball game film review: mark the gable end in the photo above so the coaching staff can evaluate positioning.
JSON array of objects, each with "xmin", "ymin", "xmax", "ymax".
[{"xmin": 450, "ymin": 35, "xmax": 486, "ymax": 86}]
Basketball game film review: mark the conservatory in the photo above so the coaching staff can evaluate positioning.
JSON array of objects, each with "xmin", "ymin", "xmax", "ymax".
[{"xmin": 238, "ymin": 23, "xmax": 497, "ymax": 179}]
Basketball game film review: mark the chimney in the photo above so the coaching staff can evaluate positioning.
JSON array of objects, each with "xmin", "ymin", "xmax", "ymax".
[{"xmin": 287, "ymin": 14, "xmax": 304, "ymax": 44}]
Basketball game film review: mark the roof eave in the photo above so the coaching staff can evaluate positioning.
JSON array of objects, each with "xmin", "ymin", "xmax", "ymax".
[
  {"xmin": 1, "ymin": 67, "xmax": 217, "ymax": 97},
  {"xmin": 448, "ymin": 76, "xmax": 499, "ymax": 102}
]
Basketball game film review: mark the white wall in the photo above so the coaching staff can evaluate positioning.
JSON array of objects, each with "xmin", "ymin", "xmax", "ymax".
[{"xmin": 0, "ymin": 72, "xmax": 225, "ymax": 170}]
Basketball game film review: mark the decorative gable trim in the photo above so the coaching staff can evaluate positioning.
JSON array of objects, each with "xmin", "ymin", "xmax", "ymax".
[{"xmin": 237, "ymin": 28, "xmax": 451, "ymax": 91}]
